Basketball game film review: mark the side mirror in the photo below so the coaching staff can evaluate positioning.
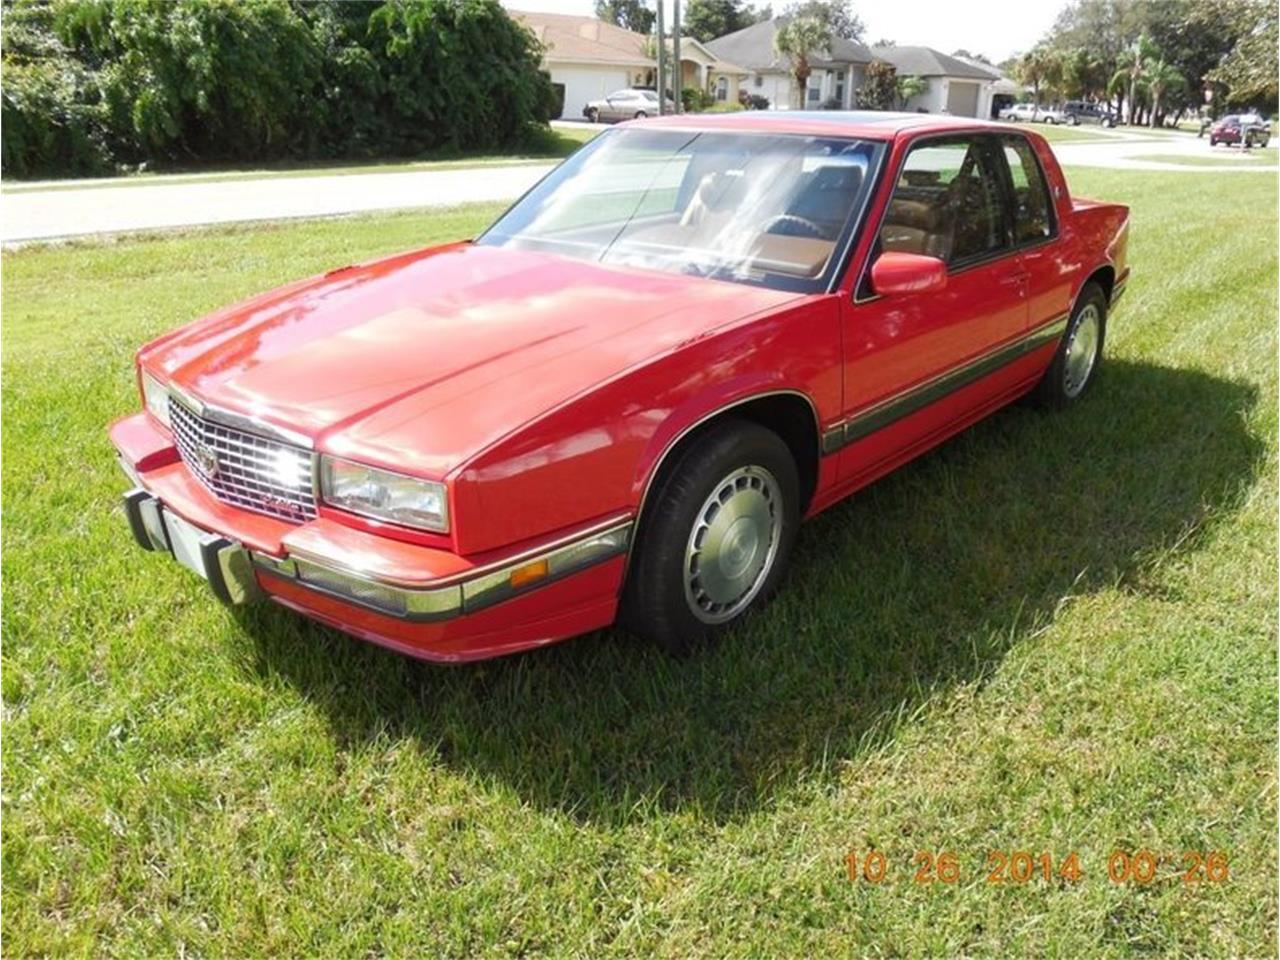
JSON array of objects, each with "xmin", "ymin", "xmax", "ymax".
[{"xmin": 870, "ymin": 251, "xmax": 948, "ymax": 297}]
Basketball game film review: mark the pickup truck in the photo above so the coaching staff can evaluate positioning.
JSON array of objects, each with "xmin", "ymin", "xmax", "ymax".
[{"xmin": 112, "ymin": 113, "xmax": 1130, "ymax": 662}]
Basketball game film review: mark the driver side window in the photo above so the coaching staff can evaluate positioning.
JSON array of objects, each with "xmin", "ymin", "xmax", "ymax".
[{"xmin": 879, "ymin": 138, "xmax": 1009, "ymax": 266}]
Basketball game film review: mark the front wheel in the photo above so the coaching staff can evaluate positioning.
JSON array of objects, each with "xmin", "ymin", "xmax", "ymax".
[
  {"xmin": 621, "ymin": 419, "xmax": 800, "ymax": 655},
  {"xmin": 1033, "ymin": 283, "xmax": 1107, "ymax": 408},
  {"xmin": 1069, "ymin": 115, "xmax": 1080, "ymax": 126},
  {"xmin": 586, "ymin": 107, "xmax": 600, "ymax": 123}
]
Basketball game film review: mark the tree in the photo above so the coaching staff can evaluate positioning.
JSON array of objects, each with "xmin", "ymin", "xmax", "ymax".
[
  {"xmin": 1061, "ymin": 47, "xmax": 1106, "ymax": 101},
  {"xmin": 685, "ymin": 0, "xmax": 769, "ymax": 42},
  {"xmin": 1110, "ymin": 35, "xmax": 1159, "ymax": 124},
  {"xmin": 952, "ymin": 49, "xmax": 992, "ymax": 65},
  {"xmin": 594, "ymin": 0, "xmax": 654, "ymax": 35},
  {"xmin": 1144, "ymin": 57, "xmax": 1185, "ymax": 126},
  {"xmin": 1014, "ymin": 47, "xmax": 1051, "ymax": 107},
  {"xmin": 1206, "ymin": 0, "xmax": 1278, "ymax": 107},
  {"xmin": 784, "ymin": 0, "xmax": 863, "ymax": 41},
  {"xmin": 774, "ymin": 14, "xmax": 831, "ymax": 107},
  {"xmin": 856, "ymin": 58, "xmax": 896, "ymax": 109},
  {"xmin": 895, "ymin": 75, "xmax": 927, "ymax": 109}
]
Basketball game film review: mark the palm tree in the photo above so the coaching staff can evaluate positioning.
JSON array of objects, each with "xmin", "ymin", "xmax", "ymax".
[
  {"xmin": 1110, "ymin": 35, "xmax": 1159, "ymax": 125},
  {"xmin": 1144, "ymin": 58, "xmax": 1185, "ymax": 127},
  {"xmin": 774, "ymin": 16, "xmax": 831, "ymax": 109},
  {"xmin": 895, "ymin": 75, "xmax": 927, "ymax": 110},
  {"xmin": 1014, "ymin": 47, "xmax": 1051, "ymax": 108}
]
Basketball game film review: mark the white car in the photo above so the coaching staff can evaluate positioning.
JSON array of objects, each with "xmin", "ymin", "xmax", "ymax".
[{"xmin": 1001, "ymin": 103, "xmax": 1062, "ymax": 124}]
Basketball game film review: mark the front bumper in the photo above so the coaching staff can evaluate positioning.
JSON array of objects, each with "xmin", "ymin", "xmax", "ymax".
[{"xmin": 112, "ymin": 412, "xmax": 630, "ymax": 661}]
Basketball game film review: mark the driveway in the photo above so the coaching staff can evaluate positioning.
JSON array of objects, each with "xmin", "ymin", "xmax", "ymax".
[{"xmin": 0, "ymin": 162, "xmax": 553, "ymax": 245}]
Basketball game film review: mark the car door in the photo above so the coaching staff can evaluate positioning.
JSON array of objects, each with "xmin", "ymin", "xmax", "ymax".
[
  {"xmin": 997, "ymin": 134, "xmax": 1073, "ymax": 336},
  {"xmin": 607, "ymin": 91, "xmax": 633, "ymax": 121},
  {"xmin": 835, "ymin": 133, "xmax": 1029, "ymax": 481}
]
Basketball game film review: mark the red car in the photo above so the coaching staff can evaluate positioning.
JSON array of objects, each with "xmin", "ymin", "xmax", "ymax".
[
  {"xmin": 1208, "ymin": 114, "xmax": 1271, "ymax": 148},
  {"xmin": 111, "ymin": 113, "xmax": 1130, "ymax": 662}
]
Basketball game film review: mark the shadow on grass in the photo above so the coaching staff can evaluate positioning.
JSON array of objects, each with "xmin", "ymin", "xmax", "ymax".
[{"xmin": 233, "ymin": 359, "xmax": 1264, "ymax": 824}]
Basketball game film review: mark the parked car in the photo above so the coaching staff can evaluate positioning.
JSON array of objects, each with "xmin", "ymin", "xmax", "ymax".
[
  {"xmin": 1209, "ymin": 114, "xmax": 1272, "ymax": 147},
  {"xmin": 1062, "ymin": 100, "xmax": 1117, "ymax": 127},
  {"xmin": 1001, "ymin": 102, "xmax": 1063, "ymax": 124},
  {"xmin": 112, "ymin": 115, "xmax": 1130, "ymax": 662},
  {"xmin": 584, "ymin": 88, "xmax": 672, "ymax": 122}
]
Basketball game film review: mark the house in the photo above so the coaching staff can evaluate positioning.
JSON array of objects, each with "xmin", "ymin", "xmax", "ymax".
[
  {"xmin": 514, "ymin": 11, "xmax": 655, "ymax": 120},
  {"xmin": 514, "ymin": 11, "xmax": 748, "ymax": 119},
  {"xmin": 669, "ymin": 37, "xmax": 750, "ymax": 107},
  {"xmin": 705, "ymin": 17, "xmax": 876, "ymax": 110},
  {"xmin": 868, "ymin": 45, "xmax": 1004, "ymax": 118}
]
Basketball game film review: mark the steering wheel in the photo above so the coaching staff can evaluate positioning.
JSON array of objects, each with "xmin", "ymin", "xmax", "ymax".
[{"xmin": 762, "ymin": 213, "xmax": 825, "ymax": 239}]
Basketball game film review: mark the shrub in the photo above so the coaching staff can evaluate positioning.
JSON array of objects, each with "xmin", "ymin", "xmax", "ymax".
[
  {"xmin": 738, "ymin": 91, "xmax": 770, "ymax": 110},
  {"xmin": 2, "ymin": 0, "xmax": 555, "ymax": 176}
]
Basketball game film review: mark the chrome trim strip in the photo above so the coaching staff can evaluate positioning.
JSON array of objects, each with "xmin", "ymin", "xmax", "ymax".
[
  {"xmin": 823, "ymin": 313, "xmax": 1069, "ymax": 454},
  {"xmin": 250, "ymin": 519, "xmax": 633, "ymax": 622}
]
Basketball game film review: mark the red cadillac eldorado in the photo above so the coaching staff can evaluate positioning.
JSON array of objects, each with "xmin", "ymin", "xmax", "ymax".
[{"xmin": 111, "ymin": 112, "xmax": 1130, "ymax": 662}]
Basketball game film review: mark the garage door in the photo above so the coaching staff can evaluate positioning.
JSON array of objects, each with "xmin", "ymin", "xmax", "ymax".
[
  {"xmin": 550, "ymin": 66, "xmax": 632, "ymax": 120},
  {"xmin": 946, "ymin": 81, "xmax": 980, "ymax": 117}
]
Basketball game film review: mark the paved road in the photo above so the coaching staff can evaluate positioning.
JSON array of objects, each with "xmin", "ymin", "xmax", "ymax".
[
  {"xmin": 0, "ymin": 162, "xmax": 553, "ymax": 244},
  {"xmin": 1, "ymin": 126, "xmax": 1272, "ymax": 245},
  {"xmin": 1049, "ymin": 129, "xmax": 1277, "ymax": 171}
]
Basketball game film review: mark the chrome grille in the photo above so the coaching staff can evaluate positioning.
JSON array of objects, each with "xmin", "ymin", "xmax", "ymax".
[{"xmin": 169, "ymin": 396, "xmax": 316, "ymax": 522}]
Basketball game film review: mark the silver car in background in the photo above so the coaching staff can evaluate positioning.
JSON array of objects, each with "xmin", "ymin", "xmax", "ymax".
[{"xmin": 583, "ymin": 89, "xmax": 674, "ymax": 123}]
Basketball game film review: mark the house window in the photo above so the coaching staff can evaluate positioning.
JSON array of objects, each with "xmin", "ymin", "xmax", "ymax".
[
  {"xmin": 807, "ymin": 81, "xmax": 822, "ymax": 103},
  {"xmin": 754, "ymin": 74, "xmax": 763, "ymax": 88},
  {"xmin": 835, "ymin": 74, "xmax": 845, "ymax": 105},
  {"xmin": 716, "ymin": 76, "xmax": 728, "ymax": 102}
]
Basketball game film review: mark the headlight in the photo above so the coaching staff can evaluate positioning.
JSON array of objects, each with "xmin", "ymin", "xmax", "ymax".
[
  {"xmin": 319, "ymin": 457, "xmax": 449, "ymax": 533},
  {"xmin": 140, "ymin": 370, "xmax": 170, "ymax": 426}
]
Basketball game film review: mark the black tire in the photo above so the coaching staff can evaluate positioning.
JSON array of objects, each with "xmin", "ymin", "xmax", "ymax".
[
  {"xmin": 1033, "ymin": 282, "xmax": 1107, "ymax": 408},
  {"xmin": 634, "ymin": 110, "xmax": 648, "ymax": 119},
  {"xmin": 1209, "ymin": 137, "xmax": 1218, "ymax": 146},
  {"xmin": 1069, "ymin": 115, "xmax": 1080, "ymax": 126},
  {"xmin": 586, "ymin": 107, "xmax": 599, "ymax": 123},
  {"xmin": 621, "ymin": 419, "xmax": 800, "ymax": 656}
]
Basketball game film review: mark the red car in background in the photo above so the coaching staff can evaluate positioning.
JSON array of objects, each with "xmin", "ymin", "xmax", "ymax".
[
  {"xmin": 111, "ymin": 113, "xmax": 1130, "ymax": 662},
  {"xmin": 1209, "ymin": 113, "xmax": 1272, "ymax": 148}
]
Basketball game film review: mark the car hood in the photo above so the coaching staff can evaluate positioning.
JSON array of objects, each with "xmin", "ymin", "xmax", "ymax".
[{"xmin": 143, "ymin": 242, "xmax": 802, "ymax": 475}]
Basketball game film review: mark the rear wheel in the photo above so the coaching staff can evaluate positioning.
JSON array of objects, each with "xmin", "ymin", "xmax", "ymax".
[
  {"xmin": 622, "ymin": 419, "xmax": 800, "ymax": 655},
  {"xmin": 634, "ymin": 110, "xmax": 648, "ymax": 119},
  {"xmin": 586, "ymin": 107, "xmax": 600, "ymax": 123},
  {"xmin": 1033, "ymin": 283, "xmax": 1107, "ymax": 408}
]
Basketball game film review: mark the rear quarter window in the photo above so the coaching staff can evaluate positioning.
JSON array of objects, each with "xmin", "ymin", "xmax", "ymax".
[{"xmin": 1001, "ymin": 136, "xmax": 1054, "ymax": 245}]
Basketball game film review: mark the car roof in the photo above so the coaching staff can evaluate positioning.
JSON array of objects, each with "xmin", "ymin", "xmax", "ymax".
[{"xmin": 629, "ymin": 110, "xmax": 1014, "ymax": 141}]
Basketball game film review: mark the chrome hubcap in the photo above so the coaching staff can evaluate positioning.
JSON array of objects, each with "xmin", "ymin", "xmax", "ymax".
[
  {"xmin": 684, "ymin": 465, "xmax": 782, "ymax": 624},
  {"xmin": 1063, "ymin": 305, "xmax": 1100, "ymax": 398}
]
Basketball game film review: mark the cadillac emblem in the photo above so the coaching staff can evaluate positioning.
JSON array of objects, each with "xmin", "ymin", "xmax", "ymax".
[{"xmin": 192, "ymin": 440, "xmax": 220, "ymax": 478}]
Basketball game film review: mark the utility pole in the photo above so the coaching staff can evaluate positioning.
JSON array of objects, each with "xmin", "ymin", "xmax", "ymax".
[
  {"xmin": 672, "ymin": 0, "xmax": 682, "ymax": 113},
  {"xmin": 655, "ymin": 0, "xmax": 666, "ymax": 114}
]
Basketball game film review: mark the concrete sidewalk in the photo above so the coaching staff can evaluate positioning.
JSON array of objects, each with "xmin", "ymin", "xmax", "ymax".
[{"xmin": 0, "ymin": 162, "xmax": 553, "ymax": 244}]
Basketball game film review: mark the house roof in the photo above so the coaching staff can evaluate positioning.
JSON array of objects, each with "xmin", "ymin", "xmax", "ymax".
[
  {"xmin": 673, "ymin": 36, "xmax": 749, "ymax": 75},
  {"xmin": 514, "ymin": 11, "xmax": 653, "ymax": 67},
  {"xmin": 705, "ymin": 17, "xmax": 875, "ymax": 73},
  {"xmin": 869, "ymin": 45, "xmax": 1000, "ymax": 81}
]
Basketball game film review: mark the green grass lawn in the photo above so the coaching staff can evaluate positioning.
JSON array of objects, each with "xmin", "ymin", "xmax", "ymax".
[
  {"xmin": 3, "ymin": 165, "xmax": 1276, "ymax": 956},
  {"xmin": 0, "ymin": 127, "xmax": 598, "ymax": 193}
]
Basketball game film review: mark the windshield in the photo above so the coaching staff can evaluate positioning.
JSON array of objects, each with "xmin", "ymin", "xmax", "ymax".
[{"xmin": 478, "ymin": 128, "xmax": 885, "ymax": 292}]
